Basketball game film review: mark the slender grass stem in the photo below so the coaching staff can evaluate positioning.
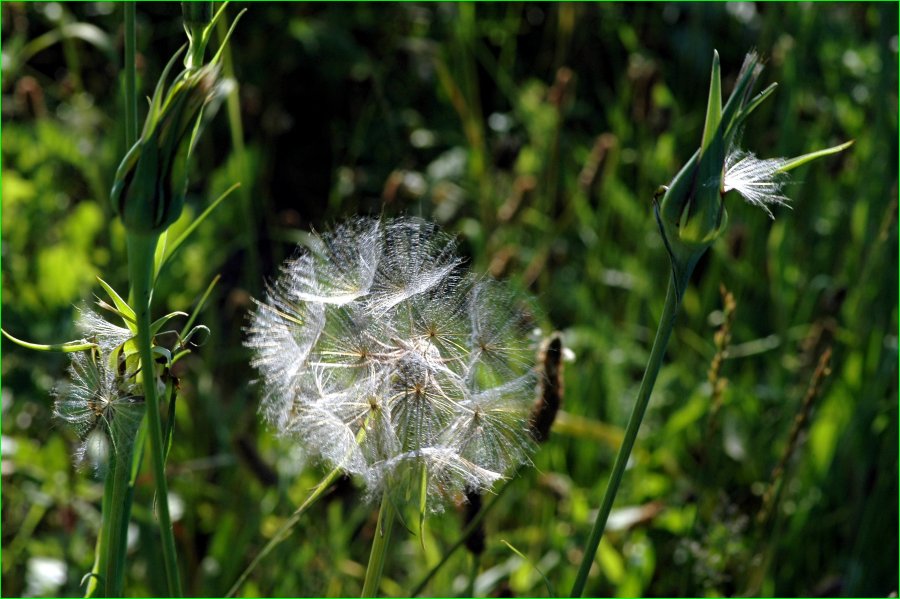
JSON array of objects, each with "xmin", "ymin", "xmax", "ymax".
[
  {"xmin": 226, "ymin": 465, "xmax": 343, "ymax": 598},
  {"xmin": 410, "ymin": 482, "xmax": 510, "ymax": 597},
  {"xmin": 361, "ymin": 490, "xmax": 397, "ymax": 598},
  {"xmin": 127, "ymin": 233, "xmax": 183, "ymax": 597},
  {"xmin": 215, "ymin": 16, "xmax": 261, "ymax": 290},
  {"xmin": 124, "ymin": 2, "xmax": 137, "ymax": 147},
  {"xmin": 571, "ymin": 276, "xmax": 680, "ymax": 597}
]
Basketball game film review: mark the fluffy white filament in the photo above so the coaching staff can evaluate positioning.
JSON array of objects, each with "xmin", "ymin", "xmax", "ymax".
[
  {"xmin": 723, "ymin": 149, "xmax": 791, "ymax": 218},
  {"xmin": 246, "ymin": 217, "xmax": 537, "ymax": 509}
]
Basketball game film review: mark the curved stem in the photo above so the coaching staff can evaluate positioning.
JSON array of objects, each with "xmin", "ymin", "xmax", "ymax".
[
  {"xmin": 571, "ymin": 276, "xmax": 680, "ymax": 597},
  {"xmin": 226, "ymin": 465, "xmax": 343, "ymax": 597},
  {"xmin": 127, "ymin": 233, "xmax": 183, "ymax": 597},
  {"xmin": 361, "ymin": 490, "xmax": 397, "ymax": 598}
]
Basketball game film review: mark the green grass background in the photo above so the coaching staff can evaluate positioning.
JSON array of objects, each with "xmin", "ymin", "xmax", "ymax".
[{"xmin": 2, "ymin": 3, "xmax": 897, "ymax": 597}]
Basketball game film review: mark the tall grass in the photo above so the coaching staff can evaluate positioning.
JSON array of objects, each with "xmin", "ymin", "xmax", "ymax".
[{"xmin": 1, "ymin": 4, "xmax": 895, "ymax": 597}]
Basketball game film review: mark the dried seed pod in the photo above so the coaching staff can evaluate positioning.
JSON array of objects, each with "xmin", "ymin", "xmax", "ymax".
[{"xmin": 530, "ymin": 332, "xmax": 564, "ymax": 444}]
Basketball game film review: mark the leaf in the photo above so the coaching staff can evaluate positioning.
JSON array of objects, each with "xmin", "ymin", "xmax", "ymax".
[
  {"xmin": 96, "ymin": 277, "xmax": 137, "ymax": 333},
  {"xmin": 700, "ymin": 50, "xmax": 722, "ymax": 154},
  {"xmin": 150, "ymin": 311, "xmax": 188, "ymax": 336},
  {"xmin": 778, "ymin": 140, "xmax": 854, "ymax": 173},
  {"xmin": 130, "ymin": 420, "xmax": 148, "ymax": 485},
  {"xmin": 153, "ymin": 230, "xmax": 168, "ymax": 281},
  {"xmin": 163, "ymin": 380, "xmax": 178, "ymax": 464},
  {"xmin": 179, "ymin": 275, "xmax": 221, "ymax": 342},
  {"xmin": 500, "ymin": 539, "xmax": 555, "ymax": 597},
  {"xmin": 210, "ymin": 8, "xmax": 248, "ymax": 66},
  {"xmin": 1, "ymin": 328, "xmax": 97, "ymax": 353},
  {"xmin": 155, "ymin": 183, "xmax": 240, "ymax": 282},
  {"xmin": 151, "ymin": 345, "xmax": 173, "ymax": 366}
]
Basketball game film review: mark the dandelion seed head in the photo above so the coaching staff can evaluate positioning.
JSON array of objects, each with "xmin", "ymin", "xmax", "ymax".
[
  {"xmin": 54, "ymin": 309, "xmax": 142, "ymax": 471},
  {"xmin": 246, "ymin": 217, "xmax": 540, "ymax": 508}
]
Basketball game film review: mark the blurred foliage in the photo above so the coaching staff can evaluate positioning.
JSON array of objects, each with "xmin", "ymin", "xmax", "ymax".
[{"xmin": 2, "ymin": 2, "xmax": 897, "ymax": 597}]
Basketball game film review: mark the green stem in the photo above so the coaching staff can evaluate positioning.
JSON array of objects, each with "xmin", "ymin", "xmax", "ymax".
[
  {"xmin": 84, "ymin": 7, "xmax": 140, "ymax": 596},
  {"xmin": 570, "ymin": 276, "xmax": 680, "ymax": 597},
  {"xmin": 85, "ymin": 444, "xmax": 135, "ymax": 597},
  {"xmin": 226, "ymin": 465, "xmax": 343, "ymax": 597},
  {"xmin": 124, "ymin": 2, "xmax": 137, "ymax": 147},
  {"xmin": 216, "ymin": 15, "xmax": 261, "ymax": 290},
  {"xmin": 127, "ymin": 233, "xmax": 183, "ymax": 597},
  {"xmin": 361, "ymin": 490, "xmax": 397, "ymax": 598},
  {"xmin": 410, "ymin": 482, "xmax": 509, "ymax": 597}
]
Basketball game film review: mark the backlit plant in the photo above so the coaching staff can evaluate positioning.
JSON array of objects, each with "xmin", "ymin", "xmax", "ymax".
[{"xmin": 245, "ymin": 216, "xmax": 540, "ymax": 596}]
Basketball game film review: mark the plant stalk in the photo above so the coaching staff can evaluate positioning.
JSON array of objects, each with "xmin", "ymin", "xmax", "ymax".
[
  {"xmin": 571, "ymin": 275, "xmax": 680, "ymax": 597},
  {"xmin": 84, "ymin": 7, "xmax": 140, "ymax": 596},
  {"xmin": 361, "ymin": 490, "xmax": 397, "ymax": 598},
  {"xmin": 127, "ymin": 232, "xmax": 183, "ymax": 597},
  {"xmin": 124, "ymin": 2, "xmax": 137, "ymax": 147},
  {"xmin": 85, "ymin": 443, "xmax": 136, "ymax": 597},
  {"xmin": 226, "ymin": 465, "xmax": 343, "ymax": 597},
  {"xmin": 410, "ymin": 481, "xmax": 510, "ymax": 597}
]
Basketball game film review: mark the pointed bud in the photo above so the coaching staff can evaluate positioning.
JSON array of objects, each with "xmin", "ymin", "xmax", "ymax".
[{"xmin": 111, "ymin": 55, "xmax": 222, "ymax": 235}]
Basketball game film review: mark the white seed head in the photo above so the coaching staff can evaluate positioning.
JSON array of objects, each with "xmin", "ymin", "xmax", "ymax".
[
  {"xmin": 723, "ymin": 149, "xmax": 791, "ymax": 218},
  {"xmin": 246, "ymin": 217, "xmax": 538, "ymax": 509},
  {"xmin": 54, "ymin": 309, "xmax": 142, "ymax": 471}
]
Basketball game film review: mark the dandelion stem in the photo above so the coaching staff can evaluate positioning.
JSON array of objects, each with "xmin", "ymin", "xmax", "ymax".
[
  {"xmin": 571, "ymin": 276, "xmax": 679, "ymax": 597},
  {"xmin": 361, "ymin": 490, "xmax": 397, "ymax": 598},
  {"xmin": 127, "ymin": 232, "xmax": 183, "ymax": 597}
]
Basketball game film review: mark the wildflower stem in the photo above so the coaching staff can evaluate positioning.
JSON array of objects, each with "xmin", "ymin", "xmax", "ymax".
[
  {"xmin": 410, "ymin": 482, "xmax": 510, "ymax": 596},
  {"xmin": 127, "ymin": 232, "xmax": 183, "ymax": 597},
  {"xmin": 85, "ymin": 8, "xmax": 141, "ymax": 596},
  {"xmin": 571, "ymin": 276, "xmax": 679, "ymax": 597},
  {"xmin": 85, "ymin": 443, "xmax": 136, "ymax": 597},
  {"xmin": 124, "ymin": 2, "xmax": 137, "ymax": 146},
  {"xmin": 361, "ymin": 490, "xmax": 397, "ymax": 598},
  {"xmin": 225, "ymin": 465, "xmax": 344, "ymax": 598}
]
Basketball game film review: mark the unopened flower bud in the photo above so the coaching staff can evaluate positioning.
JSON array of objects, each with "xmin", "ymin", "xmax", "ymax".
[
  {"xmin": 111, "ymin": 58, "xmax": 221, "ymax": 235},
  {"xmin": 655, "ymin": 51, "xmax": 850, "ymax": 298}
]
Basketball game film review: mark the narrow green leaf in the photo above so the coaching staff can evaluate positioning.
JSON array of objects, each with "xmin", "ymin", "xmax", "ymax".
[
  {"xmin": 179, "ymin": 274, "xmax": 220, "ymax": 341},
  {"xmin": 778, "ymin": 140, "xmax": 854, "ymax": 173},
  {"xmin": 700, "ymin": 50, "xmax": 721, "ymax": 154},
  {"xmin": 130, "ymin": 420, "xmax": 148, "ymax": 485},
  {"xmin": 95, "ymin": 298, "xmax": 138, "ymax": 329},
  {"xmin": 737, "ymin": 82, "xmax": 778, "ymax": 124},
  {"xmin": 200, "ymin": 0, "xmax": 232, "ymax": 50},
  {"xmin": 151, "ymin": 345, "xmax": 173, "ymax": 366},
  {"xmin": 150, "ymin": 311, "xmax": 188, "ymax": 336},
  {"xmin": 162, "ymin": 380, "xmax": 178, "ymax": 464},
  {"xmin": 1, "ymin": 328, "xmax": 97, "ymax": 353},
  {"xmin": 419, "ymin": 466, "xmax": 428, "ymax": 552},
  {"xmin": 153, "ymin": 230, "xmax": 168, "ymax": 280},
  {"xmin": 500, "ymin": 539, "xmax": 555, "ymax": 597},
  {"xmin": 178, "ymin": 325, "xmax": 210, "ymax": 350},
  {"xmin": 144, "ymin": 45, "xmax": 186, "ymax": 136},
  {"xmin": 156, "ymin": 183, "xmax": 241, "ymax": 281},
  {"xmin": 210, "ymin": 8, "xmax": 248, "ymax": 66},
  {"xmin": 97, "ymin": 277, "xmax": 138, "ymax": 333},
  {"xmin": 171, "ymin": 349, "xmax": 192, "ymax": 365}
]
